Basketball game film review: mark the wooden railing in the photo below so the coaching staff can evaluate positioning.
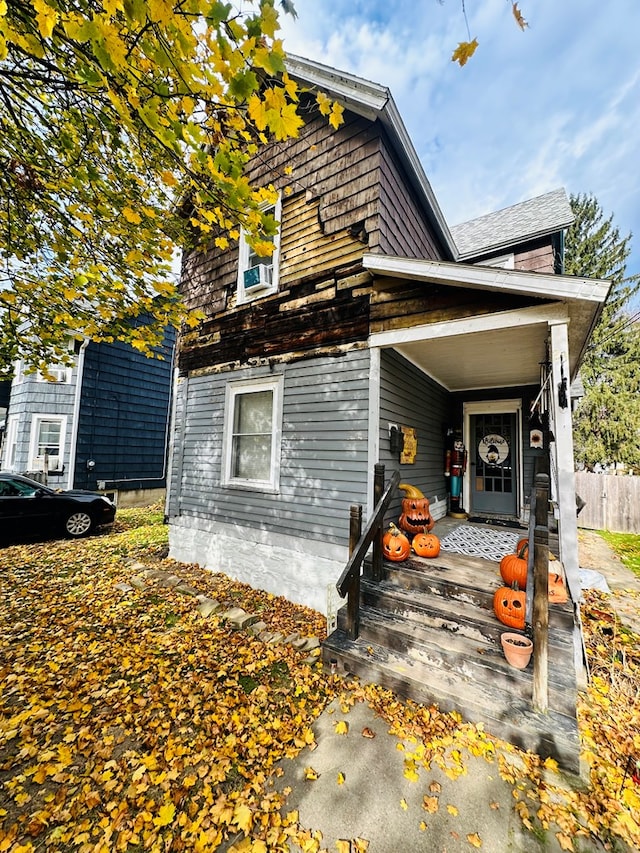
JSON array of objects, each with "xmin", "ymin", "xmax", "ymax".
[
  {"xmin": 528, "ymin": 472, "xmax": 550, "ymax": 712},
  {"xmin": 336, "ymin": 464, "xmax": 400, "ymax": 640}
]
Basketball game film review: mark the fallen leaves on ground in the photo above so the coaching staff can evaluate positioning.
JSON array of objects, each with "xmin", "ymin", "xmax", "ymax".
[
  {"xmin": 0, "ymin": 507, "xmax": 332, "ymax": 852},
  {"xmin": 1, "ymin": 512, "xmax": 639, "ymax": 852}
]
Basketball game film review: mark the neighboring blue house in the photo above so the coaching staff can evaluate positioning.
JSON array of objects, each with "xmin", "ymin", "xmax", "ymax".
[{"xmin": 1, "ymin": 329, "xmax": 175, "ymax": 505}]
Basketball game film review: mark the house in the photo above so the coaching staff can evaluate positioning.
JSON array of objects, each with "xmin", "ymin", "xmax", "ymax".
[
  {"xmin": 166, "ymin": 57, "xmax": 609, "ymax": 768},
  {"xmin": 2, "ymin": 329, "xmax": 175, "ymax": 505}
]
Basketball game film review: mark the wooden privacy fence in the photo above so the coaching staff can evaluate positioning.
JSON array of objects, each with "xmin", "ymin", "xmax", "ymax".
[{"xmin": 575, "ymin": 472, "xmax": 640, "ymax": 533}]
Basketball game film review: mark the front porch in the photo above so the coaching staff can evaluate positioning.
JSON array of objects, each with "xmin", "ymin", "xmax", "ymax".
[{"xmin": 323, "ymin": 512, "xmax": 582, "ymax": 773}]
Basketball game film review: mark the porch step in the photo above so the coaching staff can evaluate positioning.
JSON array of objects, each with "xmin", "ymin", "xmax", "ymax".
[
  {"xmin": 323, "ymin": 631, "xmax": 581, "ymax": 774},
  {"xmin": 324, "ymin": 551, "xmax": 580, "ymax": 773}
]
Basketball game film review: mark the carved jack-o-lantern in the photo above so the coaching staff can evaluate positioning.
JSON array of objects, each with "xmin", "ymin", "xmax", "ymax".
[
  {"xmin": 398, "ymin": 483, "xmax": 435, "ymax": 534},
  {"xmin": 493, "ymin": 584, "xmax": 526, "ymax": 630},
  {"xmin": 412, "ymin": 530, "xmax": 440, "ymax": 558},
  {"xmin": 382, "ymin": 522, "xmax": 411, "ymax": 562}
]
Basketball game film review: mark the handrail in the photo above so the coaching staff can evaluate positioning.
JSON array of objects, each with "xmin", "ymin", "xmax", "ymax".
[
  {"xmin": 336, "ymin": 465, "xmax": 400, "ymax": 640},
  {"xmin": 531, "ymin": 472, "xmax": 550, "ymax": 712},
  {"xmin": 336, "ymin": 467, "xmax": 400, "ymax": 599}
]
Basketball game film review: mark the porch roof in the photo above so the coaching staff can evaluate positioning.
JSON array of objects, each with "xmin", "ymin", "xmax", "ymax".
[{"xmin": 363, "ymin": 253, "xmax": 610, "ymax": 393}]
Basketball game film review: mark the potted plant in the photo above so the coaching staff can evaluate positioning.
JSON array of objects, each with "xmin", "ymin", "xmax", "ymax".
[{"xmin": 500, "ymin": 632, "xmax": 533, "ymax": 669}]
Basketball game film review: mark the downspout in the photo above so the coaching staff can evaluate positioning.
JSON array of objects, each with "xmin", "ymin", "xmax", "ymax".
[{"xmin": 67, "ymin": 339, "xmax": 89, "ymax": 489}]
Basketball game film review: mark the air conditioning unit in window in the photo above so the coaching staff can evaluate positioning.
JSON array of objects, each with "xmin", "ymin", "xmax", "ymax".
[{"xmin": 243, "ymin": 264, "xmax": 272, "ymax": 293}]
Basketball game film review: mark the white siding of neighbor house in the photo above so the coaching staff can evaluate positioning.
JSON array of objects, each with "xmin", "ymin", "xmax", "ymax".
[
  {"xmin": 2, "ymin": 365, "xmax": 78, "ymax": 488},
  {"xmin": 168, "ymin": 350, "xmax": 372, "ymax": 614}
]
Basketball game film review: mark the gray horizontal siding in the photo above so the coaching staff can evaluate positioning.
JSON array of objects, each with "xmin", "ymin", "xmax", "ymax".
[
  {"xmin": 378, "ymin": 349, "xmax": 452, "ymax": 522},
  {"xmin": 170, "ymin": 350, "xmax": 372, "ymax": 546}
]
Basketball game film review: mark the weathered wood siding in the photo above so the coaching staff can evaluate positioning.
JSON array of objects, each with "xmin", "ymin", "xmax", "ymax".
[
  {"xmin": 370, "ymin": 277, "xmax": 544, "ymax": 335},
  {"xmin": 376, "ymin": 137, "xmax": 445, "ymax": 260},
  {"xmin": 513, "ymin": 237, "xmax": 557, "ymax": 274},
  {"xmin": 168, "ymin": 350, "xmax": 372, "ymax": 547},
  {"xmin": 179, "ymin": 106, "xmax": 450, "ymax": 375},
  {"xmin": 575, "ymin": 472, "xmax": 640, "ymax": 533},
  {"xmin": 379, "ymin": 349, "xmax": 452, "ymax": 522}
]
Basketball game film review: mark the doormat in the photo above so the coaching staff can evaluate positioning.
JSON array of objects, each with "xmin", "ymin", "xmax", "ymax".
[{"xmin": 440, "ymin": 525, "xmax": 520, "ymax": 562}]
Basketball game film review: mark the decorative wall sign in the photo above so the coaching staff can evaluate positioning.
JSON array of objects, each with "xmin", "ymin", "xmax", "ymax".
[
  {"xmin": 400, "ymin": 426, "xmax": 417, "ymax": 464},
  {"xmin": 478, "ymin": 433, "xmax": 509, "ymax": 467}
]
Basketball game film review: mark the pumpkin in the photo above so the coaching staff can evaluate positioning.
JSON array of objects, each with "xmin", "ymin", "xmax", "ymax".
[
  {"xmin": 493, "ymin": 583, "xmax": 526, "ymax": 630},
  {"xmin": 516, "ymin": 538, "xmax": 529, "ymax": 558},
  {"xmin": 549, "ymin": 572, "xmax": 568, "ymax": 603},
  {"xmin": 398, "ymin": 483, "xmax": 434, "ymax": 534},
  {"xmin": 382, "ymin": 522, "xmax": 411, "ymax": 562},
  {"xmin": 500, "ymin": 547, "xmax": 528, "ymax": 588},
  {"xmin": 412, "ymin": 529, "xmax": 440, "ymax": 558}
]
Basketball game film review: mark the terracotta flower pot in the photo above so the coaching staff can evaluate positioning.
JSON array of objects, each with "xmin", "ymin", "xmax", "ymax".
[{"xmin": 500, "ymin": 632, "xmax": 533, "ymax": 670}]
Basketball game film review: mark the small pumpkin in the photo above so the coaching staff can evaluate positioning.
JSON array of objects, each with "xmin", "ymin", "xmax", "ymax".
[
  {"xmin": 382, "ymin": 522, "xmax": 411, "ymax": 562},
  {"xmin": 493, "ymin": 583, "xmax": 526, "ymax": 630},
  {"xmin": 516, "ymin": 538, "xmax": 529, "ymax": 558},
  {"xmin": 412, "ymin": 529, "xmax": 440, "ymax": 558},
  {"xmin": 398, "ymin": 483, "xmax": 434, "ymax": 534},
  {"xmin": 549, "ymin": 572, "xmax": 568, "ymax": 603},
  {"xmin": 500, "ymin": 546, "xmax": 528, "ymax": 588}
]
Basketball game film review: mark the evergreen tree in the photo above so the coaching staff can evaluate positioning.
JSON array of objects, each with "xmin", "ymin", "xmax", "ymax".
[{"xmin": 566, "ymin": 194, "xmax": 640, "ymax": 470}]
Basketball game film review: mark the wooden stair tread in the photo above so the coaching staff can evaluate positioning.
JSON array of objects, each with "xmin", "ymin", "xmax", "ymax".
[{"xmin": 323, "ymin": 633, "xmax": 580, "ymax": 773}]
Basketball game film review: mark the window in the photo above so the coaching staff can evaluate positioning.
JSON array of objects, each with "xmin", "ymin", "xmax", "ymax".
[
  {"xmin": 477, "ymin": 253, "xmax": 515, "ymax": 270},
  {"xmin": 29, "ymin": 415, "xmax": 67, "ymax": 473},
  {"xmin": 3, "ymin": 415, "xmax": 19, "ymax": 471},
  {"xmin": 222, "ymin": 377, "xmax": 283, "ymax": 491},
  {"xmin": 237, "ymin": 195, "xmax": 282, "ymax": 304}
]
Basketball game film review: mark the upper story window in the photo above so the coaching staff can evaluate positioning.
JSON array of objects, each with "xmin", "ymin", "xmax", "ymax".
[
  {"xmin": 36, "ymin": 364, "xmax": 72, "ymax": 383},
  {"xmin": 237, "ymin": 194, "xmax": 282, "ymax": 305},
  {"xmin": 222, "ymin": 376, "xmax": 283, "ymax": 492},
  {"xmin": 477, "ymin": 253, "xmax": 515, "ymax": 270}
]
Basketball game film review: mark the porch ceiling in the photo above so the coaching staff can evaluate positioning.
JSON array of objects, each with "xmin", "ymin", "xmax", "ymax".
[{"xmin": 396, "ymin": 322, "xmax": 546, "ymax": 392}]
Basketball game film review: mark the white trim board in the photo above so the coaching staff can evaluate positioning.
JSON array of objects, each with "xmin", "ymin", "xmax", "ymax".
[{"xmin": 364, "ymin": 254, "xmax": 610, "ymax": 304}]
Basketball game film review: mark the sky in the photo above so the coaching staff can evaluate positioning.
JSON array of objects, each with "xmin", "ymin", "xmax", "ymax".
[{"xmin": 278, "ymin": 0, "xmax": 640, "ymax": 303}]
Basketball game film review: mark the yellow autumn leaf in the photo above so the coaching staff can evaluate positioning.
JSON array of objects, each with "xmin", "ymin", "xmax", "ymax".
[
  {"xmin": 467, "ymin": 833, "xmax": 482, "ymax": 848},
  {"xmin": 329, "ymin": 102, "xmax": 344, "ymax": 130},
  {"xmin": 353, "ymin": 839, "xmax": 369, "ymax": 852},
  {"xmin": 305, "ymin": 766, "xmax": 319, "ymax": 780},
  {"xmin": 316, "ymin": 91, "xmax": 332, "ymax": 117},
  {"xmin": 122, "ymin": 206, "xmax": 142, "ymax": 224},
  {"xmin": 336, "ymin": 841, "xmax": 350, "ymax": 853},
  {"xmin": 32, "ymin": 0, "xmax": 58, "ymax": 38},
  {"xmin": 233, "ymin": 803, "xmax": 253, "ymax": 833},
  {"xmin": 447, "ymin": 804, "xmax": 458, "ymax": 816},
  {"xmin": 337, "ymin": 772, "xmax": 345, "ymax": 785},
  {"xmin": 400, "ymin": 798, "xmax": 408, "ymax": 811},
  {"xmin": 334, "ymin": 720, "xmax": 349, "ymax": 735},
  {"xmin": 423, "ymin": 795, "xmax": 439, "ymax": 813},
  {"xmin": 451, "ymin": 38, "xmax": 479, "ymax": 67},
  {"xmin": 403, "ymin": 761, "xmax": 420, "ymax": 783},
  {"xmin": 153, "ymin": 802, "xmax": 175, "ymax": 827}
]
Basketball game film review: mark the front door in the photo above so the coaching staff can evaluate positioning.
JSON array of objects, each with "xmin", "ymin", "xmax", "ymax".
[{"xmin": 470, "ymin": 412, "xmax": 518, "ymax": 516}]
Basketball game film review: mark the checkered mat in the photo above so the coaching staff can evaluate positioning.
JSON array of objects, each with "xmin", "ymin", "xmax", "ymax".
[{"xmin": 440, "ymin": 525, "xmax": 520, "ymax": 562}]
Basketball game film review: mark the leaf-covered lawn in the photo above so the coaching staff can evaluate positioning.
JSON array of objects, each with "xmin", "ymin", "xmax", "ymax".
[{"xmin": 1, "ymin": 510, "xmax": 639, "ymax": 852}]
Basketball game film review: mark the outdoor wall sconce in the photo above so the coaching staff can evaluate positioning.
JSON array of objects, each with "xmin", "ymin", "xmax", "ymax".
[{"xmin": 389, "ymin": 424, "xmax": 404, "ymax": 456}]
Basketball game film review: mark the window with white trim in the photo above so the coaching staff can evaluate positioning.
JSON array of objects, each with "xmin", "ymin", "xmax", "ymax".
[
  {"xmin": 222, "ymin": 377, "xmax": 283, "ymax": 491},
  {"xmin": 237, "ymin": 195, "xmax": 282, "ymax": 304},
  {"xmin": 28, "ymin": 414, "xmax": 67, "ymax": 473}
]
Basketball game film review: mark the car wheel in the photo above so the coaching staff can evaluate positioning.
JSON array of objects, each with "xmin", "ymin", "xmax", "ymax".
[{"xmin": 64, "ymin": 511, "xmax": 94, "ymax": 538}]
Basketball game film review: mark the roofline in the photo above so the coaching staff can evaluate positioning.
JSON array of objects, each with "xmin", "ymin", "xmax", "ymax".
[
  {"xmin": 455, "ymin": 215, "xmax": 575, "ymax": 262},
  {"xmin": 285, "ymin": 55, "xmax": 458, "ymax": 261},
  {"xmin": 362, "ymin": 253, "xmax": 611, "ymax": 303}
]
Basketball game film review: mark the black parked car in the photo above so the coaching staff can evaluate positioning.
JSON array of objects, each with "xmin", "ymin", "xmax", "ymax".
[{"xmin": 0, "ymin": 472, "xmax": 116, "ymax": 541}]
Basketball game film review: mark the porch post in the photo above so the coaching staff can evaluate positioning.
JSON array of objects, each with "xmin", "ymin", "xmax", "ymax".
[{"xmin": 549, "ymin": 321, "xmax": 581, "ymax": 604}]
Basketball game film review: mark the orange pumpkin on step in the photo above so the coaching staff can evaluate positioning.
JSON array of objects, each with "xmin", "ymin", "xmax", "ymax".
[
  {"xmin": 412, "ymin": 529, "xmax": 440, "ymax": 558},
  {"xmin": 493, "ymin": 583, "xmax": 526, "ymax": 630},
  {"xmin": 500, "ymin": 545, "xmax": 528, "ymax": 588},
  {"xmin": 382, "ymin": 522, "xmax": 411, "ymax": 562}
]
